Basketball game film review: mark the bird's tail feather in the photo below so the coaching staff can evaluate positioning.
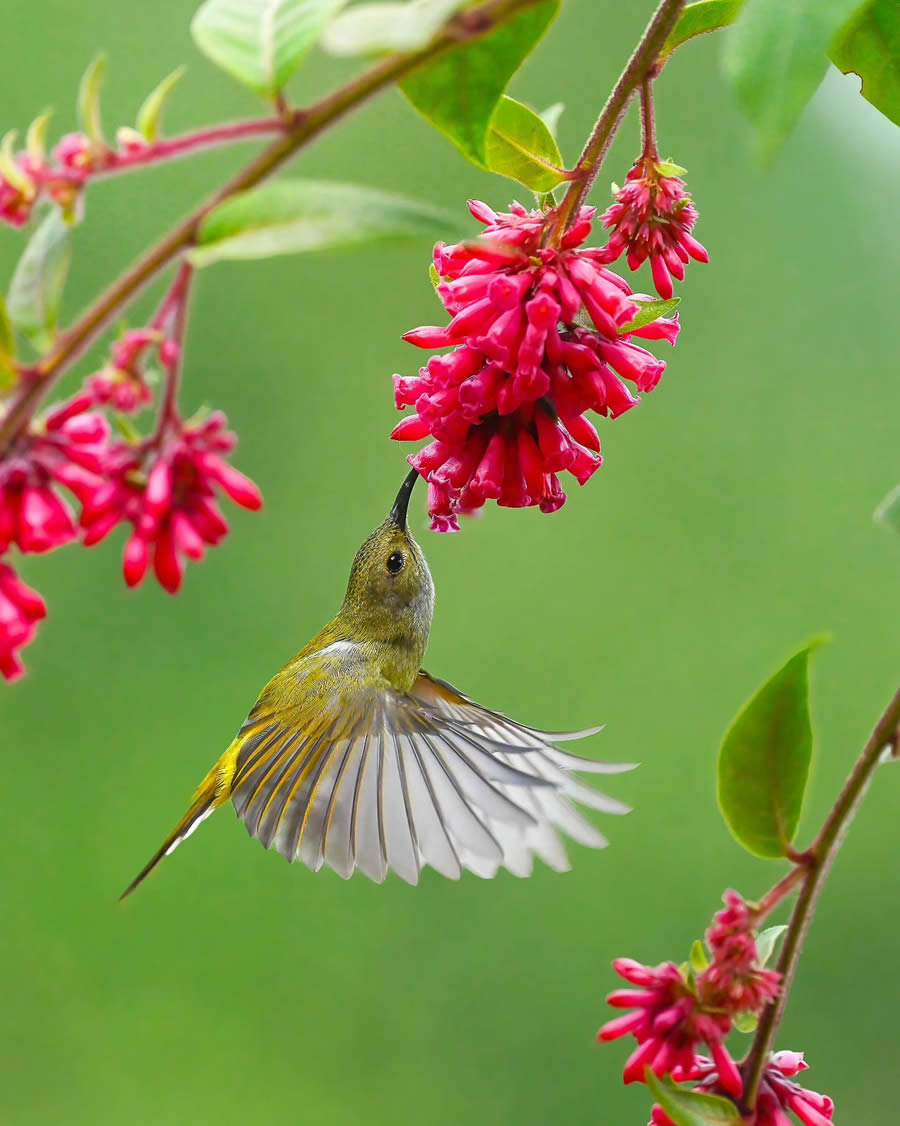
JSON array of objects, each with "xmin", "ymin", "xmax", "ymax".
[{"xmin": 120, "ymin": 752, "xmax": 235, "ymax": 900}]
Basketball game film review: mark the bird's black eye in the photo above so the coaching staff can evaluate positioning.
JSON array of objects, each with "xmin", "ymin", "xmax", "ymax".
[{"xmin": 386, "ymin": 551, "xmax": 405, "ymax": 574}]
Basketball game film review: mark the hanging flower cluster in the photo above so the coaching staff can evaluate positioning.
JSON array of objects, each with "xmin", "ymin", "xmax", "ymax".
[
  {"xmin": 598, "ymin": 891, "xmax": 786, "ymax": 1106},
  {"xmin": 0, "ymin": 288, "xmax": 261, "ymax": 681},
  {"xmin": 392, "ymin": 199, "xmax": 686, "ymax": 531},
  {"xmin": 596, "ymin": 157, "xmax": 708, "ymax": 300}
]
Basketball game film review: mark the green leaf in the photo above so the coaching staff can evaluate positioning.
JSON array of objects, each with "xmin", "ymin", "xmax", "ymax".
[
  {"xmin": 77, "ymin": 53, "xmax": 107, "ymax": 144},
  {"xmin": 717, "ymin": 639, "xmax": 825, "ymax": 859},
  {"xmin": 136, "ymin": 66, "xmax": 187, "ymax": 141},
  {"xmin": 190, "ymin": 179, "xmax": 464, "ymax": 266},
  {"xmin": 645, "ymin": 1073, "xmax": 740, "ymax": 1126},
  {"xmin": 661, "ymin": 0, "xmax": 744, "ymax": 57},
  {"xmin": 26, "ymin": 109, "xmax": 54, "ymax": 165},
  {"xmin": 485, "ymin": 96, "xmax": 565, "ymax": 191},
  {"xmin": 655, "ymin": 159, "xmax": 688, "ymax": 177},
  {"xmin": 538, "ymin": 101, "xmax": 565, "ymax": 139},
  {"xmin": 6, "ymin": 209, "xmax": 73, "ymax": 351},
  {"xmin": 689, "ymin": 939, "xmax": 709, "ymax": 972},
  {"xmin": 619, "ymin": 296, "xmax": 680, "ymax": 333},
  {"xmin": 320, "ymin": 0, "xmax": 464, "ymax": 55},
  {"xmin": 733, "ymin": 1011, "xmax": 759, "ymax": 1033},
  {"xmin": 191, "ymin": 0, "xmax": 348, "ymax": 96},
  {"xmin": 755, "ymin": 923, "xmax": 788, "ymax": 967},
  {"xmin": 0, "ymin": 294, "xmax": 16, "ymax": 390},
  {"xmin": 830, "ymin": 0, "xmax": 900, "ymax": 128},
  {"xmin": 400, "ymin": 0, "xmax": 559, "ymax": 167},
  {"xmin": 723, "ymin": 0, "xmax": 863, "ymax": 164},
  {"xmin": 875, "ymin": 482, "xmax": 900, "ymax": 532}
]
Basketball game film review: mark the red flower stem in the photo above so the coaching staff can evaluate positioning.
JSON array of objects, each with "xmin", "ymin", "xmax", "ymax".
[
  {"xmin": 550, "ymin": 0, "xmax": 685, "ymax": 242},
  {"xmin": 0, "ymin": 0, "xmax": 544, "ymax": 455},
  {"xmin": 639, "ymin": 78, "xmax": 658, "ymax": 160},
  {"xmin": 153, "ymin": 263, "xmax": 194, "ymax": 439},
  {"xmin": 92, "ymin": 117, "xmax": 288, "ymax": 179},
  {"xmin": 740, "ymin": 684, "xmax": 900, "ymax": 1111},
  {"xmin": 751, "ymin": 864, "xmax": 808, "ymax": 922}
]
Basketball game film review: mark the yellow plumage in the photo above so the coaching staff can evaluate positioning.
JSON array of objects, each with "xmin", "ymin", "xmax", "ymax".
[{"xmin": 122, "ymin": 470, "xmax": 634, "ymax": 897}]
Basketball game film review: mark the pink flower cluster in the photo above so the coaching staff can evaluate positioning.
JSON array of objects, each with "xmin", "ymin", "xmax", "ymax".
[
  {"xmin": 649, "ymin": 1052, "xmax": 834, "ymax": 1126},
  {"xmin": 598, "ymin": 891, "xmax": 781, "ymax": 1100},
  {"xmin": 596, "ymin": 158, "xmax": 708, "ymax": 300},
  {"xmin": 0, "ymin": 129, "xmax": 146, "ymax": 227},
  {"xmin": 392, "ymin": 200, "xmax": 681, "ymax": 530},
  {"xmin": 0, "ymin": 328, "xmax": 260, "ymax": 681}
]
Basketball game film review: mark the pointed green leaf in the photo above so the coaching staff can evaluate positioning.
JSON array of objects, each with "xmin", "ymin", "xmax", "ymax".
[
  {"xmin": 689, "ymin": 939, "xmax": 709, "ymax": 972},
  {"xmin": 755, "ymin": 924, "xmax": 788, "ymax": 967},
  {"xmin": 190, "ymin": 179, "xmax": 465, "ymax": 266},
  {"xmin": 77, "ymin": 53, "xmax": 107, "ymax": 144},
  {"xmin": 718, "ymin": 639, "xmax": 826, "ymax": 859},
  {"xmin": 875, "ymin": 482, "xmax": 900, "ymax": 532},
  {"xmin": 6, "ymin": 209, "xmax": 72, "ymax": 352},
  {"xmin": 830, "ymin": 1, "xmax": 900, "ymax": 128},
  {"xmin": 0, "ymin": 294, "xmax": 16, "ymax": 390},
  {"xmin": 655, "ymin": 159, "xmax": 688, "ymax": 177},
  {"xmin": 645, "ymin": 1073, "xmax": 740, "ymax": 1126},
  {"xmin": 661, "ymin": 0, "xmax": 744, "ymax": 58},
  {"xmin": 723, "ymin": 0, "xmax": 862, "ymax": 163},
  {"xmin": 191, "ymin": 0, "xmax": 348, "ymax": 96},
  {"xmin": 619, "ymin": 296, "xmax": 680, "ymax": 333},
  {"xmin": 320, "ymin": 0, "xmax": 464, "ymax": 55},
  {"xmin": 400, "ymin": 0, "xmax": 559, "ymax": 167},
  {"xmin": 26, "ymin": 109, "xmax": 54, "ymax": 165},
  {"xmin": 136, "ymin": 66, "xmax": 188, "ymax": 141},
  {"xmin": 733, "ymin": 1011, "xmax": 759, "ymax": 1033},
  {"xmin": 485, "ymin": 96, "xmax": 565, "ymax": 192}
]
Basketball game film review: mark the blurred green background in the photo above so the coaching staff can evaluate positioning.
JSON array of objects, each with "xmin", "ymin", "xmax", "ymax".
[{"xmin": 2, "ymin": 2, "xmax": 898, "ymax": 1123}]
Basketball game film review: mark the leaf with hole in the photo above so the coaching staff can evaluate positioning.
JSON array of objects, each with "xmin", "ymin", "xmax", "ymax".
[
  {"xmin": 717, "ymin": 639, "xmax": 826, "ymax": 859},
  {"xmin": 6, "ymin": 209, "xmax": 73, "ymax": 352},
  {"xmin": 191, "ymin": 0, "xmax": 348, "ymax": 96},
  {"xmin": 831, "ymin": 0, "xmax": 900, "ymax": 128},
  {"xmin": 190, "ymin": 179, "xmax": 465, "ymax": 266},
  {"xmin": 400, "ymin": 0, "xmax": 559, "ymax": 166}
]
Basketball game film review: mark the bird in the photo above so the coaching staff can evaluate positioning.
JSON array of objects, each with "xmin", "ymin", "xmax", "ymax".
[{"xmin": 122, "ymin": 469, "xmax": 634, "ymax": 897}]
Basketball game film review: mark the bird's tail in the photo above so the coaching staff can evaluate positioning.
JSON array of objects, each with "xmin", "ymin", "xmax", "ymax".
[{"xmin": 120, "ymin": 751, "xmax": 235, "ymax": 900}]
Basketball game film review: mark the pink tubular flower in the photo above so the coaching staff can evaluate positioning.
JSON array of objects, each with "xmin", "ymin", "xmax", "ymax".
[
  {"xmin": 0, "ymin": 394, "xmax": 111, "ymax": 554},
  {"xmin": 649, "ymin": 1052, "xmax": 834, "ymax": 1126},
  {"xmin": 79, "ymin": 411, "xmax": 262, "ymax": 594},
  {"xmin": 597, "ymin": 958, "xmax": 742, "ymax": 1097},
  {"xmin": 597, "ymin": 158, "xmax": 708, "ymax": 300},
  {"xmin": 392, "ymin": 200, "xmax": 679, "ymax": 530},
  {"xmin": 0, "ymin": 561, "xmax": 47, "ymax": 681}
]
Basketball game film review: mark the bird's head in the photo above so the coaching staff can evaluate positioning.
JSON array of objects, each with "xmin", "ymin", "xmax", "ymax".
[{"xmin": 339, "ymin": 469, "xmax": 434, "ymax": 656}]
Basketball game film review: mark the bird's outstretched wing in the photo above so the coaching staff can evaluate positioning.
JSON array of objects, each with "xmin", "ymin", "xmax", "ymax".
[{"xmin": 229, "ymin": 670, "xmax": 634, "ymax": 885}]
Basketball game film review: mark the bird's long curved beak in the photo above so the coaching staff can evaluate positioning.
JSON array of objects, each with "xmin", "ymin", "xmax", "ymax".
[{"xmin": 388, "ymin": 468, "xmax": 420, "ymax": 530}]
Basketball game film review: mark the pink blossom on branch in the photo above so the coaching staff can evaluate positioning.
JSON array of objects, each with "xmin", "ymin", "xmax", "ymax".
[
  {"xmin": 79, "ymin": 411, "xmax": 262, "ymax": 594},
  {"xmin": 391, "ymin": 200, "xmax": 679, "ymax": 530},
  {"xmin": 597, "ymin": 958, "xmax": 742, "ymax": 1097},
  {"xmin": 596, "ymin": 158, "xmax": 708, "ymax": 300}
]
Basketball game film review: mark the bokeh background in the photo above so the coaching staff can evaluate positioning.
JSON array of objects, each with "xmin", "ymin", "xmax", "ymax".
[{"xmin": 3, "ymin": 2, "xmax": 899, "ymax": 1123}]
